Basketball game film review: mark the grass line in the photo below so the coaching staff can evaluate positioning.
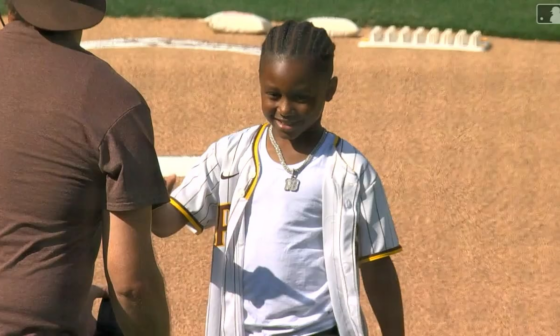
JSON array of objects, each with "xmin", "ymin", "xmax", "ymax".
[
  {"xmin": 104, "ymin": 0, "xmax": 560, "ymax": 41},
  {"xmin": 2, "ymin": 0, "xmax": 559, "ymax": 41}
]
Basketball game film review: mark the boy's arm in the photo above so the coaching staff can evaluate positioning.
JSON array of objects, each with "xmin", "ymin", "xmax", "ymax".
[
  {"xmin": 151, "ymin": 202, "xmax": 188, "ymax": 238},
  {"xmin": 357, "ymin": 172, "xmax": 404, "ymax": 336},
  {"xmin": 152, "ymin": 142, "xmax": 221, "ymax": 237},
  {"xmin": 361, "ymin": 257, "xmax": 404, "ymax": 336}
]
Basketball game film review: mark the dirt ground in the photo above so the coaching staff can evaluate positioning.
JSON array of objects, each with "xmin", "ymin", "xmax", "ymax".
[{"xmin": 79, "ymin": 18, "xmax": 560, "ymax": 335}]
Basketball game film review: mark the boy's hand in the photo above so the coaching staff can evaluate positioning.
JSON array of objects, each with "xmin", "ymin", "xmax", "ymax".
[{"xmin": 164, "ymin": 175, "xmax": 177, "ymax": 194}]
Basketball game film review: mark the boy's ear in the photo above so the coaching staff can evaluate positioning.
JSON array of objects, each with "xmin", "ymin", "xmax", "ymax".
[{"xmin": 326, "ymin": 76, "xmax": 338, "ymax": 102}]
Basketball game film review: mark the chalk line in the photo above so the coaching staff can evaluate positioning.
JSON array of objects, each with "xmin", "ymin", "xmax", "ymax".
[
  {"xmin": 158, "ymin": 155, "xmax": 200, "ymax": 177},
  {"xmin": 81, "ymin": 37, "xmax": 261, "ymax": 55}
]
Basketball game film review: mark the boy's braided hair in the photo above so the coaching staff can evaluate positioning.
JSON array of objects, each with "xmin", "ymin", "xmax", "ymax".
[{"xmin": 260, "ymin": 20, "xmax": 336, "ymax": 77}]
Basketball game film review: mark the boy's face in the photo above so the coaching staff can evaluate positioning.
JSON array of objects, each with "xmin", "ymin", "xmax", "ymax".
[{"xmin": 259, "ymin": 56, "xmax": 337, "ymax": 140}]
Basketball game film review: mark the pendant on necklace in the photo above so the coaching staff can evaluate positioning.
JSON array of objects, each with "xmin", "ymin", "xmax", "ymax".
[{"xmin": 285, "ymin": 176, "xmax": 300, "ymax": 192}]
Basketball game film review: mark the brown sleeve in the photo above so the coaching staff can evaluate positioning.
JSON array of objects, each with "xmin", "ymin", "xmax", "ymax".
[{"xmin": 98, "ymin": 103, "xmax": 169, "ymax": 212}]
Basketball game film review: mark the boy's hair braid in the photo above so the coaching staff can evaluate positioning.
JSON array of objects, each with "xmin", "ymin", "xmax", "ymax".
[{"xmin": 261, "ymin": 20, "xmax": 336, "ymax": 76}]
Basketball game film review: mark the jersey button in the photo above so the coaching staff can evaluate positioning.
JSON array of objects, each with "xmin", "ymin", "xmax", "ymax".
[{"xmin": 345, "ymin": 200, "xmax": 352, "ymax": 209}]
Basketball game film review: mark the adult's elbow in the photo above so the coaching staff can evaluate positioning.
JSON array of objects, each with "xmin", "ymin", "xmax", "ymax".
[
  {"xmin": 106, "ymin": 255, "xmax": 164, "ymax": 303},
  {"xmin": 112, "ymin": 280, "xmax": 150, "ymax": 303}
]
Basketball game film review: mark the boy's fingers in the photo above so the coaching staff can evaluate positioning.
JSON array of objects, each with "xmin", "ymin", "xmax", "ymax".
[{"xmin": 164, "ymin": 174, "xmax": 177, "ymax": 192}]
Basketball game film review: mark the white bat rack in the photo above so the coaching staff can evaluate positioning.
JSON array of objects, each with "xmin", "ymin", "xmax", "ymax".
[{"xmin": 358, "ymin": 26, "xmax": 491, "ymax": 52}]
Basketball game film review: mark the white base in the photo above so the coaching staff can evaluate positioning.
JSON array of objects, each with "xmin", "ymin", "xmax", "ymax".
[{"xmin": 158, "ymin": 156, "xmax": 200, "ymax": 177}]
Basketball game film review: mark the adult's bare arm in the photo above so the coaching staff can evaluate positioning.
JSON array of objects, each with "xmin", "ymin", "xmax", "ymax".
[
  {"xmin": 361, "ymin": 257, "xmax": 405, "ymax": 336},
  {"xmin": 102, "ymin": 207, "xmax": 170, "ymax": 336}
]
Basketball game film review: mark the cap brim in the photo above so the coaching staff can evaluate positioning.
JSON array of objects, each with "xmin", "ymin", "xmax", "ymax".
[{"xmin": 13, "ymin": 0, "xmax": 106, "ymax": 31}]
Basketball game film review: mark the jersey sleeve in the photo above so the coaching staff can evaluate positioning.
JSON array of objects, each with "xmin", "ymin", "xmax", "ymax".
[
  {"xmin": 357, "ymin": 173, "xmax": 402, "ymax": 265},
  {"xmin": 169, "ymin": 142, "xmax": 221, "ymax": 234}
]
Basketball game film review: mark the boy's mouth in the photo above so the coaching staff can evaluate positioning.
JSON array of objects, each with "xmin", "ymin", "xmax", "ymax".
[{"xmin": 274, "ymin": 118, "xmax": 299, "ymax": 130}]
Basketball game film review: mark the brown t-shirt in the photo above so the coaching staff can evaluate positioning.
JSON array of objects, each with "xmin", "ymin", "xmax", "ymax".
[{"xmin": 0, "ymin": 21, "xmax": 169, "ymax": 334}]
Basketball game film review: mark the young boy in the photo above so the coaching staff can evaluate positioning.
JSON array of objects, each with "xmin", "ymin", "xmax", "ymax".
[{"xmin": 153, "ymin": 21, "xmax": 404, "ymax": 336}]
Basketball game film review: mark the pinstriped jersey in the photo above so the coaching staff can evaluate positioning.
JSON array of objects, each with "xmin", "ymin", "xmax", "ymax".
[{"xmin": 170, "ymin": 124, "xmax": 402, "ymax": 336}]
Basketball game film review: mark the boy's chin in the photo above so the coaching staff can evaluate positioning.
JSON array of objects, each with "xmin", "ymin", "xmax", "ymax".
[{"xmin": 269, "ymin": 122, "xmax": 304, "ymax": 141}]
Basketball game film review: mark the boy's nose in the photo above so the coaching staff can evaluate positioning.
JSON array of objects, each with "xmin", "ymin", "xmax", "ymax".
[{"xmin": 277, "ymin": 98, "xmax": 291, "ymax": 114}]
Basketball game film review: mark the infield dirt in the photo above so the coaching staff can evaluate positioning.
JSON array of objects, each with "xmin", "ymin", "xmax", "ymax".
[{"xmin": 81, "ymin": 18, "xmax": 559, "ymax": 336}]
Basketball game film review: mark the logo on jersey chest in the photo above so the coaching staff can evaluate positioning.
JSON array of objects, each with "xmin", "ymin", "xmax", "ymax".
[
  {"xmin": 220, "ymin": 172, "xmax": 239, "ymax": 179},
  {"xmin": 214, "ymin": 203, "xmax": 231, "ymax": 247}
]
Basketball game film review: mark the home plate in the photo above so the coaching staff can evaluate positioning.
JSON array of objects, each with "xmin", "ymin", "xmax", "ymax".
[{"xmin": 158, "ymin": 156, "xmax": 199, "ymax": 177}]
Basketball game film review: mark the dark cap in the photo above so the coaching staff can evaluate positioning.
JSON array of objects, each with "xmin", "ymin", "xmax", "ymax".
[{"xmin": 12, "ymin": 0, "xmax": 106, "ymax": 31}]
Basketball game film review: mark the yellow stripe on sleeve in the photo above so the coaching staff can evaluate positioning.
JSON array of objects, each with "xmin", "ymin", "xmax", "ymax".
[
  {"xmin": 169, "ymin": 197, "xmax": 203, "ymax": 235},
  {"xmin": 358, "ymin": 246, "xmax": 403, "ymax": 265}
]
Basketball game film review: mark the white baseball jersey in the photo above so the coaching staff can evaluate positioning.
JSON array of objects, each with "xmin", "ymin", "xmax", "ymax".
[
  {"xmin": 243, "ymin": 128, "xmax": 335, "ymax": 334},
  {"xmin": 170, "ymin": 124, "xmax": 402, "ymax": 336}
]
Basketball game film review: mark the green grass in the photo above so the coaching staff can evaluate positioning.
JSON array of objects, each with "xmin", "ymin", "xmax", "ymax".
[
  {"xmin": 3, "ymin": 0, "xmax": 559, "ymax": 41},
  {"xmin": 103, "ymin": 0, "xmax": 559, "ymax": 41}
]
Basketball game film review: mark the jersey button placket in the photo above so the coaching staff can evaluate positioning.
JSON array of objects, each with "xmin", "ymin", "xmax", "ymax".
[{"xmin": 237, "ymin": 188, "xmax": 245, "ymax": 198}]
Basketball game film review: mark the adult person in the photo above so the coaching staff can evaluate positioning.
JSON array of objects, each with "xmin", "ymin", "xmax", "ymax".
[{"xmin": 0, "ymin": 1, "xmax": 171, "ymax": 335}]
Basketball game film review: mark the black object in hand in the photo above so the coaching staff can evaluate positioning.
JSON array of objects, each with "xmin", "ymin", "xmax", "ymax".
[{"xmin": 96, "ymin": 298, "xmax": 124, "ymax": 336}]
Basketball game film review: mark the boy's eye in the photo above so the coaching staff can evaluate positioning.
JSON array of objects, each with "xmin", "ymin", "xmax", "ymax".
[
  {"xmin": 266, "ymin": 92, "xmax": 281, "ymax": 100},
  {"xmin": 292, "ymin": 95, "xmax": 310, "ymax": 103}
]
